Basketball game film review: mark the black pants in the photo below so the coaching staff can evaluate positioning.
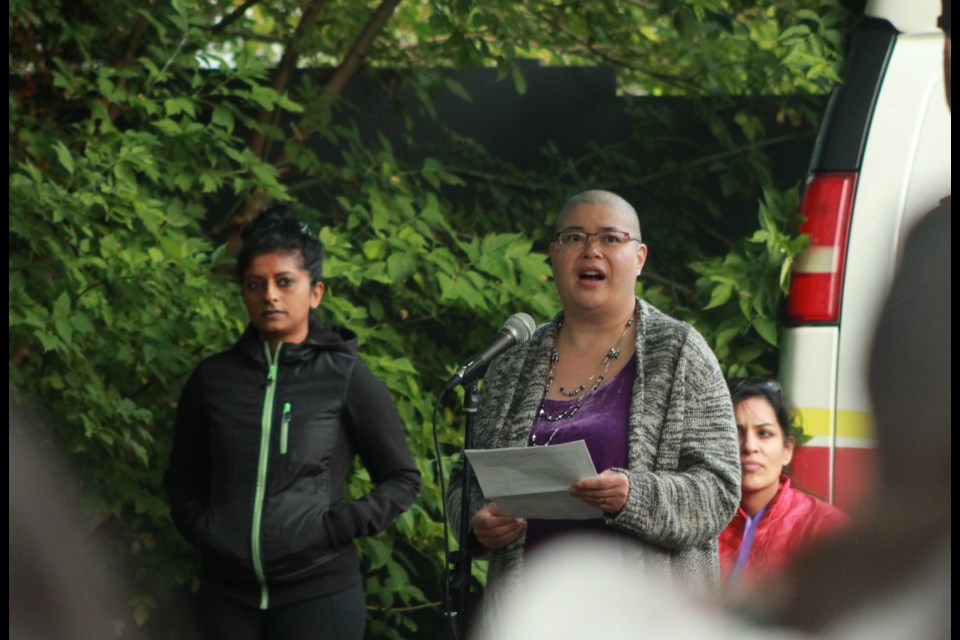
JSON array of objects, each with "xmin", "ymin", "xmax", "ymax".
[{"xmin": 199, "ymin": 584, "xmax": 366, "ymax": 640}]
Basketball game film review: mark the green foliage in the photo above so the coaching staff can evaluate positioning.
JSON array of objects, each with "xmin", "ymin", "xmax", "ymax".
[
  {"xmin": 313, "ymin": 168, "xmax": 558, "ymax": 638},
  {"xmin": 687, "ymin": 186, "xmax": 809, "ymax": 377},
  {"xmin": 10, "ymin": 0, "xmax": 849, "ymax": 637},
  {"xmin": 414, "ymin": 0, "xmax": 848, "ymax": 96},
  {"xmin": 11, "ymin": 1, "xmax": 313, "ymax": 635}
]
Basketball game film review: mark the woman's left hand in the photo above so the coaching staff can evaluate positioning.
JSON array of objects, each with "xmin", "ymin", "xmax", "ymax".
[{"xmin": 570, "ymin": 470, "xmax": 630, "ymax": 514}]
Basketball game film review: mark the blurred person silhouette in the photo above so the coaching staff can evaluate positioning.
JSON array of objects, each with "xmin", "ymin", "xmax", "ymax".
[
  {"xmin": 9, "ymin": 396, "xmax": 137, "ymax": 640},
  {"xmin": 445, "ymin": 190, "xmax": 740, "ymax": 630},
  {"xmin": 482, "ymin": 535, "xmax": 811, "ymax": 640},
  {"xmin": 719, "ymin": 377, "xmax": 848, "ymax": 591}
]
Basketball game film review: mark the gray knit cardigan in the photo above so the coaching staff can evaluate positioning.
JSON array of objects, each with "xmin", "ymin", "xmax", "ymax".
[{"xmin": 446, "ymin": 299, "xmax": 741, "ymax": 609}]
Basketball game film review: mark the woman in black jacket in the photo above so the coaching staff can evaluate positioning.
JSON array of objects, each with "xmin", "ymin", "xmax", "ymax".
[{"xmin": 165, "ymin": 206, "xmax": 421, "ymax": 639}]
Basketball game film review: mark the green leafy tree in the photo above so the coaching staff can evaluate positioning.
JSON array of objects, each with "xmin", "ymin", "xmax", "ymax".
[{"xmin": 10, "ymin": 1, "xmax": 849, "ymax": 636}]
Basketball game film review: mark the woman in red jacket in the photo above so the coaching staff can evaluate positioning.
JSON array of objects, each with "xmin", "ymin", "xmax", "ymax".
[{"xmin": 719, "ymin": 378, "xmax": 848, "ymax": 590}]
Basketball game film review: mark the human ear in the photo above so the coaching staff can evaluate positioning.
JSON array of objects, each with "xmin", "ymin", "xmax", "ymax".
[
  {"xmin": 782, "ymin": 435, "xmax": 796, "ymax": 467},
  {"xmin": 635, "ymin": 243, "xmax": 648, "ymax": 277},
  {"xmin": 311, "ymin": 281, "xmax": 325, "ymax": 308}
]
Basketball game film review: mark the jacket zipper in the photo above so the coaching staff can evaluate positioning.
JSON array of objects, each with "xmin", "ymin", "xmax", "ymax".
[
  {"xmin": 251, "ymin": 342, "xmax": 282, "ymax": 610},
  {"xmin": 280, "ymin": 402, "xmax": 292, "ymax": 455}
]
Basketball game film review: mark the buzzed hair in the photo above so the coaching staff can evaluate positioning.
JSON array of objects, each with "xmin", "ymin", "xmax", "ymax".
[{"xmin": 556, "ymin": 190, "xmax": 642, "ymax": 241}]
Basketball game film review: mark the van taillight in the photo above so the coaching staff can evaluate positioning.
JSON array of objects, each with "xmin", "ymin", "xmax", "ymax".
[{"xmin": 786, "ymin": 172, "xmax": 857, "ymax": 324}]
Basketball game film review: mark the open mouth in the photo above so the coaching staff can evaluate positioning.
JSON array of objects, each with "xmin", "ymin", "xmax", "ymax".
[{"xmin": 579, "ymin": 270, "xmax": 606, "ymax": 281}]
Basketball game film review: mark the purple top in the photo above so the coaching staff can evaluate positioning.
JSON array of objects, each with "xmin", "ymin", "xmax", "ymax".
[
  {"xmin": 524, "ymin": 353, "xmax": 635, "ymax": 555},
  {"xmin": 726, "ymin": 504, "xmax": 769, "ymax": 588}
]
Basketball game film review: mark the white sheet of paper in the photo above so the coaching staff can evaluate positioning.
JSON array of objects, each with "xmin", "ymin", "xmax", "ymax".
[{"xmin": 464, "ymin": 440, "xmax": 602, "ymax": 520}]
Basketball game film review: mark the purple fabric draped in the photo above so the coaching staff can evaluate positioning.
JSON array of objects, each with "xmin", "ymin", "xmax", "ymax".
[{"xmin": 524, "ymin": 354, "xmax": 635, "ymax": 555}]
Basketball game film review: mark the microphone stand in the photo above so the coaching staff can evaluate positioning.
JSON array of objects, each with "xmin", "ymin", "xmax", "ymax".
[{"xmin": 446, "ymin": 381, "xmax": 479, "ymax": 640}]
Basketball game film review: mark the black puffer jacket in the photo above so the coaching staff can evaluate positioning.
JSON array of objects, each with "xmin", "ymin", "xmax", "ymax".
[{"xmin": 165, "ymin": 321, "xmax": 421, "ymax": 609}]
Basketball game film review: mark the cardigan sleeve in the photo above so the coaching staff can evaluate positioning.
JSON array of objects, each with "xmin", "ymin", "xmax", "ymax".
[{"xmin": 606, "ymin": 326, "xmax": 741, "ymax": 550}]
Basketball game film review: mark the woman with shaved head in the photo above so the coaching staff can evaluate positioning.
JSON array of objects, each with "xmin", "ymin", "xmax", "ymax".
[{"xmin": 446, "ymin": 189, "xmax": 741, "ymax": 622}]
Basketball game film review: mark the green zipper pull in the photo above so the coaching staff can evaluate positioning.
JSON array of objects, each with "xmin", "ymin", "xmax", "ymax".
[
  {"xmin": 280, "ymin": 402, "xmax": 292, "ymax": 455},
  {"xmin": 264, "ymin": 343, "xmax": 281, "ymax": 384}
]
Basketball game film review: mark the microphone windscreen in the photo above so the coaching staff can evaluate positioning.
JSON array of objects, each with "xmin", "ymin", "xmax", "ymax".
[{"xmin": 504, "ymin": 313, "xmax": 536, "ymax": 344}]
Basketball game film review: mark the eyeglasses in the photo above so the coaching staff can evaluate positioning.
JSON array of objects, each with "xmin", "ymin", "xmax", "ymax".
[
  {"xmin": 730, "ymin": 377, "xmax": 784, "ymax": 404},
  {"xmin": 553, "ymin": 229, "xmax": 641, "ymax": 249}
]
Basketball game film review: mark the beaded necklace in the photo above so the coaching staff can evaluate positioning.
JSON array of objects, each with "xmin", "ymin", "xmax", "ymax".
[{"xmin": 535, "ymin": 303, "xmax": 637, "ymax": 426}]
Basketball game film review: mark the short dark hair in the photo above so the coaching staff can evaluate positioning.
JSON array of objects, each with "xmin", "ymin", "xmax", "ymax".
[
  {"xmin": 237, "ymin": 205, "xmax": 324, "ymax": 285},
  {"xmin": 729, "ymin": 377, "xmax": 799, "ymax": 448},
  {"xmin": 940, "ymin": 0, "xmax": 951, "ymax": 36}
]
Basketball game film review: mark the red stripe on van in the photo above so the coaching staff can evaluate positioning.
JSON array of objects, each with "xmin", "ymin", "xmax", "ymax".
[
  {"xmin": 789, "ymin": 445, "xmax": 831, "ymax": 502},
  {"xmin": 789, "ymin": 444, "xmax": 876, "ymax": 513}
]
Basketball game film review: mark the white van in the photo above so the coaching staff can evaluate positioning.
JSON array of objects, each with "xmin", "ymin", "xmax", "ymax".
[{"xmin": 779, "ymin": 0, "xmax": 951, "ymax": 513}]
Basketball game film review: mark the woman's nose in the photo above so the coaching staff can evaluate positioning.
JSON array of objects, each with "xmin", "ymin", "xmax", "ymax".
[{"xmin": 581, "ymin": 235, "xmax": 603, "ymax": 256}]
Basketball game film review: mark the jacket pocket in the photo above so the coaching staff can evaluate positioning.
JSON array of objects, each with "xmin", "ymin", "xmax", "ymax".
[{"xmin": 280, "ymin": 402, "xmax": 292, "ymax": 455}]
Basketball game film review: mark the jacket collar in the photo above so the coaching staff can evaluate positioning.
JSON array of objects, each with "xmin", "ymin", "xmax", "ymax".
[{"xmin": 235, "ymin": 318, "xmax": 358, "ymax": 364}]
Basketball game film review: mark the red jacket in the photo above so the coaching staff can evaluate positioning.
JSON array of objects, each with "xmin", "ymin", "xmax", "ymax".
[{"xmin": 719, "ymin": 475, "xmax": 848, "ymax": 587}]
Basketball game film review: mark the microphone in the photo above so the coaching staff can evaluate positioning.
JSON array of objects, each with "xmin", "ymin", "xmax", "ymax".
[{"xmin": 442, "ymin": 313, "xmax": 536, "ymax": 393}]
